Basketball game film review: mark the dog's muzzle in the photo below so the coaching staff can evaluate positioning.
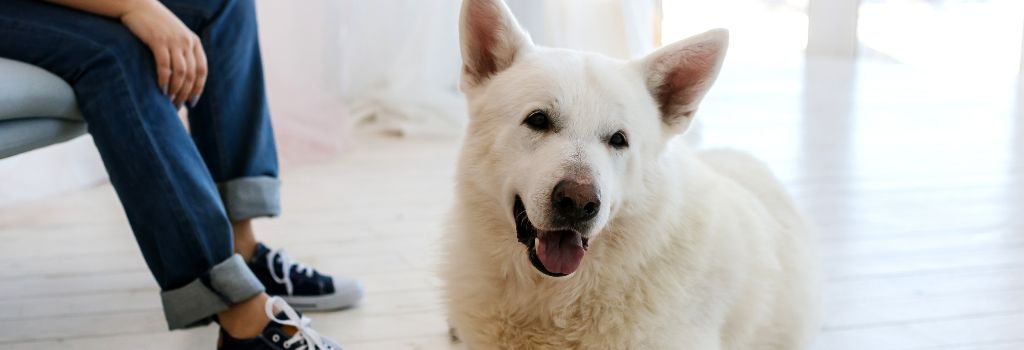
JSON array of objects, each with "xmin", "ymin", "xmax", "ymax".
[{"xmin": 515, "ymin": 196, "xmax": 589, "ymax": 277}]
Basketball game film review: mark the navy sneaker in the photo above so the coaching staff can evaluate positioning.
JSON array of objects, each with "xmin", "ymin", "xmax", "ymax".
[
  {"xmin": 218, "ymin": 296, "xmax": 342, "ymax": 350},
  {"xmin": 249, "ymin": 243, "xmax": 364, "ymax": 311}
]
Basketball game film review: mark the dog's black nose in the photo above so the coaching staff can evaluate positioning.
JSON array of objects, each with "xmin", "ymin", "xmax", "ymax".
[{"xmin": 551, "ymin": 180, "xmax": 600, "ymax": 224}]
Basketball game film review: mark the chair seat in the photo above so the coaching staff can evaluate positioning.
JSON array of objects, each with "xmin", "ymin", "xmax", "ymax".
[
  {"xmin": 0, "ymin": 118, "xmax": 87, "ymax": 159},
  {"xmin": 0, "ymin": 57, "xmax": 86, "ymax": 159}
]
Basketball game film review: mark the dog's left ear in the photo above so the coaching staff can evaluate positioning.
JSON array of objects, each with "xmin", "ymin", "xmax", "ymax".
[{"xmin": 640, "ymin": 29, "xmax": 728, "ymax": 134}]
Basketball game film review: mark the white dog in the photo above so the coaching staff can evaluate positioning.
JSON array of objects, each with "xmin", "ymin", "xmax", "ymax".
[{"xmin": 442, "ymin": 0, "xmax": 820, "ymax": 348}]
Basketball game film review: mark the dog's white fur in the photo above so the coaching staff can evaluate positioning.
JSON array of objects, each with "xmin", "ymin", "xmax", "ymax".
[{"xmin": 442, "ymin": 0, "xmax": 821, "ymax": 348}]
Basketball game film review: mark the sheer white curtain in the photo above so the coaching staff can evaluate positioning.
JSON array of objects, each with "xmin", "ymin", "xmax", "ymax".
[
  {"xmin": 333, "ymin": 0, "xmax": 659, "ymax": 136},
  {"xmin": 509, "ymin": 0, "xmax": 658, "ymax": 59},
  {"xmin": 336, "ymin": 0, "xmax": 466, "ymax": 137}
]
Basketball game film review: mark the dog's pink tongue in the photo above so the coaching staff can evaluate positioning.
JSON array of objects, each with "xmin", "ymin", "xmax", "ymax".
[{"xmin": 536, "ymin": 231, "xmax": 585, "ymax": 275}]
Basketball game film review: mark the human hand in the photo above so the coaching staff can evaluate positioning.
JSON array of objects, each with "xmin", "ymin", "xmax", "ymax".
[{"xmin": 120, "ymin": 0, "xmax": 206, "ymax": 108}]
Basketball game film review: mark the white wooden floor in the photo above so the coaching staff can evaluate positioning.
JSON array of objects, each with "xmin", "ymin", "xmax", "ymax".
[{"xmin": 1, "ymin": 57, "xmax": 1023, "ymax": 349}]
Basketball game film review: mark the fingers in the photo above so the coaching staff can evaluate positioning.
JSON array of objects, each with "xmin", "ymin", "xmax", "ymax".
[
  {"xmin": 153, "ymin": 34, "xmax": 204, "ymax": 109},
  {"xmin": 167, "ymin": 44, "xmax": 188, "ymax": 107},
  {"xmin": 152, "ymin": 47, "xmax": 171, "ymax": 95},
  {"xmin": 176, "ymin": 45, "xmax": 196, "ymax": 106},
  {"xmin": 188, "ymin": 40, "xmax": 207, "ymax": 108}
]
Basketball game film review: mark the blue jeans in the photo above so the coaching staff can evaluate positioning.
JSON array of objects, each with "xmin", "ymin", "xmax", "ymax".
[{"xmin": 0, "ymin": 0, "xmax": 278, "ymax": 329}]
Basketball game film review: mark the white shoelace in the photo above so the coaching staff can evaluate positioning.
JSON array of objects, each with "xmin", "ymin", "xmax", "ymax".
[
  {"xmin": 265, "ymin": 296, "xmax": 332, "ymax": 350},
  {"xmin": 267, "ymin": 249, "xmax": 316, "ymax": 295}
]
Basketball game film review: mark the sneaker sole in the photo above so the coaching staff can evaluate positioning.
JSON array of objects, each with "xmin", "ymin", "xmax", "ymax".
[
  {"xmin": 281, "ymin": 294, "xmax": 355, "ymax": 312},
  {"xmin": 280, "ymin": 279, "xmax": 364, "ymax": 312}
]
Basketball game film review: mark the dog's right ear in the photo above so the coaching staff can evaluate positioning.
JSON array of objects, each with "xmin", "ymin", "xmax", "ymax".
[{"xmin": 459, "ymin": 0, "xmax": 532, "ymax": 90}]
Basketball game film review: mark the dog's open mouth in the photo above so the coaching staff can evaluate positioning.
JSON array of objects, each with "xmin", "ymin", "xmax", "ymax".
[{"xmin": 514, "ymin": 196, "xmax": 589, "ymax": 277}]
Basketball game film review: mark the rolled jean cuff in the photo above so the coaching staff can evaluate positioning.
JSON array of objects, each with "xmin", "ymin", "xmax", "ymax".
[
  {"xmin": 159, "ymin": 254, "xmax": 265, "ymax": 330},
  {"xmin": 218, "ymin": 176, "xmax": 280, "ymax": 220}
]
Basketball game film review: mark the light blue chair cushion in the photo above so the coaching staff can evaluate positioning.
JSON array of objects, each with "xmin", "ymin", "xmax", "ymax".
[{"xmin": 0, "ymin": 57, "xmax": 86, "ymax": 159}]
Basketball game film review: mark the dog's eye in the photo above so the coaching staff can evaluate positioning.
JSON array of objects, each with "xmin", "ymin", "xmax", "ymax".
[
  {"xmin": 608, "ymin": 131, "xmax": 628, "ymax": 149},
  {"xmin": 523, "ymin": 111, "xmax": 551, "ymax": 131}
]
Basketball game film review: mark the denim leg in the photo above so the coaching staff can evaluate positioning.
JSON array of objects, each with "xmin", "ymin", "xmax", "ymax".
[
  {"xmin": 0, "ymin": 1, "xmax": 263, "ymax": 329},
  {"xmin": 163, "ymin": 0, "xmax": 281, "ymax": 221}
]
